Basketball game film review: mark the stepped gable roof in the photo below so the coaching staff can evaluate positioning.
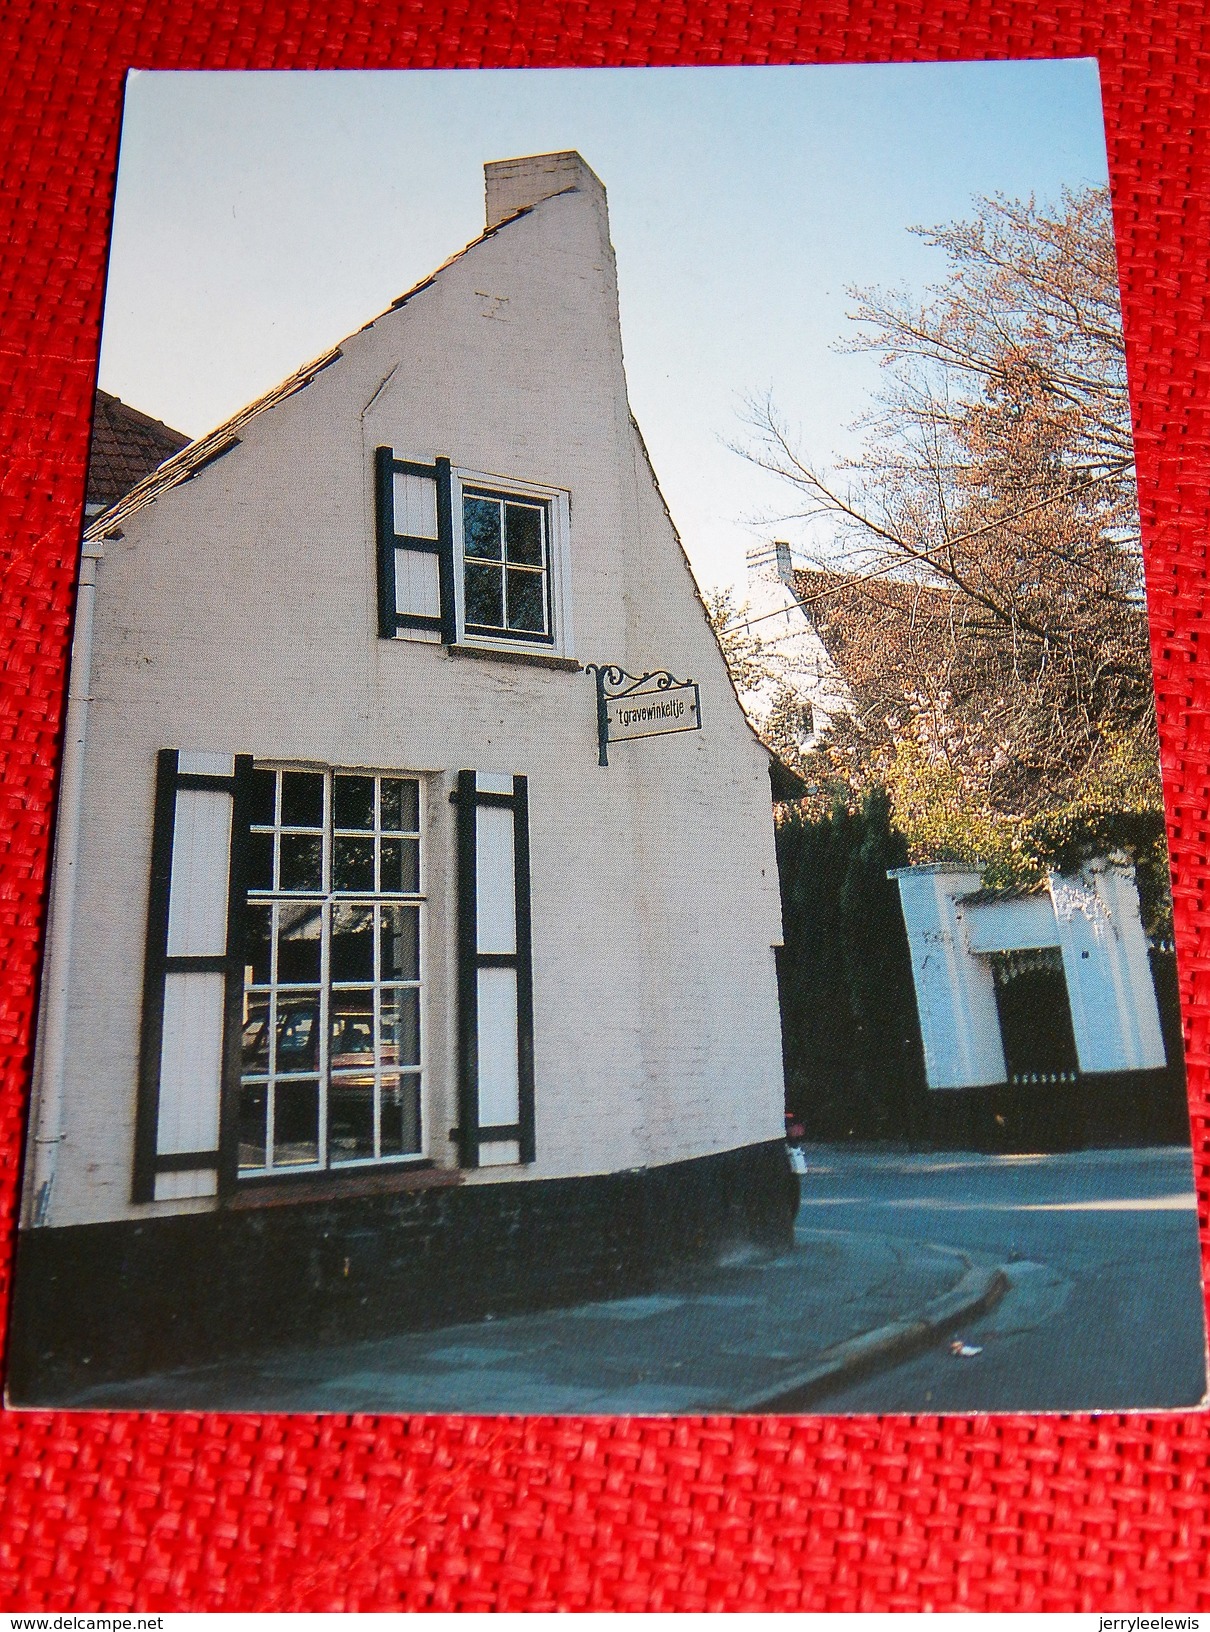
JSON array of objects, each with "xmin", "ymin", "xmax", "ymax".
[
  {"xmin": 84, "ymin": 198, "xmax": 552, "ymax": 541},
  {"xmin": 86, "ymin": 391, "xmax": 191, "ymax": 512}
]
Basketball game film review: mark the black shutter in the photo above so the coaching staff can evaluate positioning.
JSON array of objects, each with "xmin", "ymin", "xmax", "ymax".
[
  {"xmin": 133, "ymin": 749, "xmax": 253, "ymax": 1203},
  {"xmin": 218, "ymin": 756, "xmax": 254, "ymax": 1195},
  {"xmin": 375, "ymin": 447, "xmax": 456, "ymax": 644},
  {"xmin": 453, "ymin": 771, "xmax": 536, "ymax": 1169}
]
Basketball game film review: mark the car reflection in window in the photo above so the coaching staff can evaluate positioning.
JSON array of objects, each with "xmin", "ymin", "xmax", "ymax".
[
  {"xmin": 330, "ymin": 1009, "xmax": 375, "ymax": 1073},
  {"xmin": 242, "ymin": 998, "xmax": 319, "ymax": 1074}
]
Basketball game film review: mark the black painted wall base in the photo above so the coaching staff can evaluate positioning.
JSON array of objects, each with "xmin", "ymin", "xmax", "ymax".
[
  {"xmin": 7, "ymin": 1139, "xmax": 799, "ymax": 1404},
  {"xmin": 918, "ymin": 1067, "xmax": 1191, "ymax": 1155}
]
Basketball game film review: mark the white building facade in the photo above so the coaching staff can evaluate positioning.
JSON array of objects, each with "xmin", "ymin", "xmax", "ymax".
[
  {"xmin": 890, "ymin": 859, "xmax": 1167, "ymax": 1091},
  {"xmin": 740, "ymin": 540, "xmax": 852, "ymax": 753},
  {"xmin": 12, "ymin": 153, "xmax": 794, "ymax": 1399}
]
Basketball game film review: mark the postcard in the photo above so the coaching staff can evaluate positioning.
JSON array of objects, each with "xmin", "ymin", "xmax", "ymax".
[{"xmin": 8, "ymin": 63, "xmax": 1205, "ymax": 1413}]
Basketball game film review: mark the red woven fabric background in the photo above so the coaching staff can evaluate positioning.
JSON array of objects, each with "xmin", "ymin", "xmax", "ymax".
[{"xmin": 2, "ymin": 0, "xmax": 1209, "ymax": 1611}]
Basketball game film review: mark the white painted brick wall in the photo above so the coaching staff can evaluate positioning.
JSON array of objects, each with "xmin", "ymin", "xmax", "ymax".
[{"xmin": 44, "ymin": 168, "xmax": 786, "ymax": 1227}]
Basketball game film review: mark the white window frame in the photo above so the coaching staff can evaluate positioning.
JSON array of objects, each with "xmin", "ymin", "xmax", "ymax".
[
  {"xmin": 239, "ymin": 765, "xmax": 429, "ymax": 1178},
  {"xmin": 451, "ymin": 467, "xmax": 574, "ymax": 659}
]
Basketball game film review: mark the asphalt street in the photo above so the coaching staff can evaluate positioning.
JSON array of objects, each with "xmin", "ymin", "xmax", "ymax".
[
  {"xmin": 802, "ymin": 1144, "xmax": 1207, "ymax": 1412},
  {"xmin": 67, "ymin": 1142, "xmax": 1206, "ymax": 1415}
]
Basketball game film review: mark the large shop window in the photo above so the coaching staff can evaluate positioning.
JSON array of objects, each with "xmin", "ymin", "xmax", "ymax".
[
  {"xmin": 238, "ymin": 768, "xmax": 425, "ymax": 1176},
  {"xmin": 136, "ymin": 752, "xmax": 536, "ymax": 1201},
  {"xmin": 376, "ymin": 449, "xmax": 573, "ymax": 658}
]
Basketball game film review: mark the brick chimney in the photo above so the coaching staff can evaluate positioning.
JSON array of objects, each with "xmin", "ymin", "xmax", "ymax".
[{"xmin": 485, "ymin": 151, "xmax": 607, "ymax": 230}]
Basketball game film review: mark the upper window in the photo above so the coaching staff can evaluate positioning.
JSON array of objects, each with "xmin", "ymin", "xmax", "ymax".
[
  {"xmin": 375, "ymin": 448, "xmax": 573, "ymax": 659},
  {"xmin": 453, "ymin": 469, "xmax": 572, "ymax": 657},
  {"xmin": 462, "ymin": 490, "xmax": 552, "ymax": 642}
]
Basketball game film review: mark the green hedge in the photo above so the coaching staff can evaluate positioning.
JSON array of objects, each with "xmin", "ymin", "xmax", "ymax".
[{"xmin": 775, "ymin": 788, "xmax": 928, "ymax": 1142}]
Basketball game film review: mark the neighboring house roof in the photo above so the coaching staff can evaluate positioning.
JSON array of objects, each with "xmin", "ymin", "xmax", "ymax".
[
  {"xmin": 740, "ymin": 546, "xmax": 854, "ymax": 736},
  {"xmin": 86, "ymin": 391, "xmax": 191, "ymax": 514},
  {"xmin": 786, "ymin": 566, "xmax": 961, "ymax": 724},
  {"xmin": 86, "ymin": 350, "xmax": 342, "ymax": 538},
  {"xmin": 792, "ymin": 566, "xmax": 955, "ymax": 648}
]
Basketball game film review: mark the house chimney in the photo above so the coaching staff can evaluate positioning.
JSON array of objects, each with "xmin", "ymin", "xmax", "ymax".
[
  {"xmin": 746, "ymin": 540, "xmax": 796, "ymax": 587},
  {"xmin": 484, "ymin": 151, "xmax": 607, "ymax": 230}
]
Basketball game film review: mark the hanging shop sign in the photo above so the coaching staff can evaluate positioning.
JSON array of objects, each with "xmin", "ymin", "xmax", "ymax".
[{"xmin": 584, "ymin": 664, "xmax": 702, "ymax": 766}]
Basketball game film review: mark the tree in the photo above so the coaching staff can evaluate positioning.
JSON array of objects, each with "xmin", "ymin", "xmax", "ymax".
[
  {"xmin": 743, "ymin": 186, "xmax": 1162, "ymax": 846},
  {"xmin": 704, "ymin": 585, "xmax": 818, "ymax": 779},
  {"xmin": 775, "ymin": 789, "xmax": 926, "ymax": 1141},
  {"xmin": 703, "ymin": 586, "xmax": 776, "ymax": 694}
]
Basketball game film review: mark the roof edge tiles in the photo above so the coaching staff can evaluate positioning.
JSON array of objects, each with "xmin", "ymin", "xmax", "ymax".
[
  {"xmin": 84, "ymin": 348, "xmax": 342, "ymax": 538},
  {"xmin": 85, "ymin": 195, "xmax": 568, "ymax": 540}
]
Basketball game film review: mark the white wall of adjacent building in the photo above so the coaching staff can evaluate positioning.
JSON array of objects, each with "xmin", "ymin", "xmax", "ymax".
[
  {"xmin": 890, "ymin": 859, "xmax": 1166, "ymax": 1091},
  {"xmin": 740, "ymin": 541, "xmax": 852, "ymax": 753}
]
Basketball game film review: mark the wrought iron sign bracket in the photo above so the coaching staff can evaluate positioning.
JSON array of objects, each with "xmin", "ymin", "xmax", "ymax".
[{"xmin": 584, "ymin": 663, "xmax": 702, "ymax": 766}]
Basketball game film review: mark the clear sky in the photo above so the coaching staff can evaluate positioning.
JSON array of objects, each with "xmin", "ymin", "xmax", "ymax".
[{"xmin": 99, "ymin": 62, "xmax": 1112, "ymax": 591}]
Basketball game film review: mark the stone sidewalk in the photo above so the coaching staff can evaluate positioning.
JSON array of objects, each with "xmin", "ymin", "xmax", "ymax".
[{"xmin": 67, "ymin": 1213, "xmax": 1007, "ymax": 1415}]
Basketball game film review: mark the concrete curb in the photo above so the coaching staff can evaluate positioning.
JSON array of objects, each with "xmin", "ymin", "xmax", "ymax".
[{"xmin": 730, "ymin": 1261, "xmax": 1010, "ymax": 1413}]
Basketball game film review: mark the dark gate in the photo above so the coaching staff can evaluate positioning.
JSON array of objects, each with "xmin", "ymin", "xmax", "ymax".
[{"xmin": 991, "ymin": 948, "xmax": 1079, "ymax": 1084}]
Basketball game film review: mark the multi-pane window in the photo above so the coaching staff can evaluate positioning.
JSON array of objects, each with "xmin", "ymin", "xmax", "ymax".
[
  {"xmin": 240, "ymin": 767, "xmax": 424, "ymax": 1176},
  {"xmin": 375, "ymin": 452, "xmax": 573, "ymax": 657},
  {"xmin": 462, "ymin": 491, "xmax": 552, "ymax": 641}
]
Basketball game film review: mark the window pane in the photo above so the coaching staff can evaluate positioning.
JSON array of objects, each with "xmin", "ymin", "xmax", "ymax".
[
  {"xmin": 276, "ymin": 994, "xmax": 320, "ymax": 1072},
  {"xmin": 281, "ymin": 771, "xmax": 324, "ymax": 828},
  {"xmin": 380, "ymin": 778, "xmax": 419, "ymax": 833},
  {"xmin": 379, "ymin": 836, "xmax": 419, "ymax": 894},
  {"xmin": 464, "ymin": 495, "xmax": 502, "ymax": 560},
  {"xmin": 330, "ymin": 989, "xmax": 374, "ymax": 1073},
  {"xmin": 279, "ymin": 834, "xmax": 322, "ymax": 891},
  {"xmin": 505, "ymin": 503, "xmax": 543, "ymax": 565},
  {"xmin": 331, "ymin": 903, "xmax": 374, "ymax": 982},
  {"xmin": 381, "ymin": 988, "xmax": 420, "ymax": 1069},
  {"xmin": 238, "ymin": 1082, "xmax": 268, "ymax": 1170},
  {"xmin": 247, "ymin": 830, "xmax": 274, "ymax": 893},
  {"xmin": 381, "ymin": 1074, "xmax": 422, "ymax": 1156},
  {"xmin": 380, "ymin": 905, "xmax": 420, "ymax": 982},
  {"xmin": 333, "ymin": 835, "xmax": 374, "ymax": 892},
  {"xmin": 507, "ymin": 567, "xmax": 547, "ymax": 633},
  {"xmin": 333, "ymin": 774, "xmax": 374, "ymax": 831},
  {"xmin": 244, "ymin": 904, "xmax": 272, "ymax": 985},
  {"xmin": 328, "ymin": 1076, "xmax": 375, "ymax": 1163},
  {"xmin": 465, "ymin": 562, "xmax": 504, "ymax": 628},
  {"xmin": 273, "ymin": 1078, "xmax": 319, "ymax": 1166},
  {"xmin": 241, "ymin": 995, "xmax": 271, "ymax": 1073},
  {"xmin": 248, "ymin": 768, "xmax": 276, "ymax": 827},
  {"xmin": 277, "ymin": 902, "xmax": 323, "ymax": 984}
]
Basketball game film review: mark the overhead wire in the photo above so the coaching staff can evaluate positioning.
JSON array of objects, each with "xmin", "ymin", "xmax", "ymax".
[{"xmin": 724, "ymin": 460, "xmax": 1132, "ymax": 643}]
